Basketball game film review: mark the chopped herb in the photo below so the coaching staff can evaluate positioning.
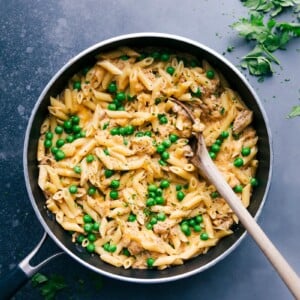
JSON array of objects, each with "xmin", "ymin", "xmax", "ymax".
[
  {"xmin": 287, "ymin": 105, "xmax": 300, "ymax": 118},
  {"xmin": 102, "ymin": 122, "xmax": 109, "ymax": 130},
  {"xmin": 232, "ymin": 10, "xmax": 300, "ymax": 76},
  {"xmin": 241, "ymin": 0, "xmax": 300, "ymax": 17},
  {"xmin": 32, "ymin": 273, "xmax": 67, "ymax": 300}
]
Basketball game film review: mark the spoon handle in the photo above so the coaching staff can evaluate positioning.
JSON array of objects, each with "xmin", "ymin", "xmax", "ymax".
[{"xmin": 197, "ymin": 135, "xmax": 300, "ymax": 299}]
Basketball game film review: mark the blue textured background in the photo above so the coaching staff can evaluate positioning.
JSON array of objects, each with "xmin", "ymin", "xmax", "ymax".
[{"xmin": 0, "ymin": 1, "xmax": 299, "ymax": 299}]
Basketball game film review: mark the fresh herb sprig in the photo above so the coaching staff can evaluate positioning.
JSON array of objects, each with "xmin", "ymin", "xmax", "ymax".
[
  {"xmin": 232, "ymin": 11, "xmax": 300, "ymax": 76},
  {"xmin": 241, "ymin": 0, "xmax": 300, "ymax": 17},
  {"xmin": 32, "ymin": 273, "xmax": 67, "ymax": 300}
]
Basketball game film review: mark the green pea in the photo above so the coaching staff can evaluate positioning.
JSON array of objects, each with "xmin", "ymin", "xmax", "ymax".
[
  {"xmin": 157, "ymin": 212, "xmax": 166, "ymax": 221},
  {"xmin": 220, "ymin": 131, "xmax": 229, "ymax": 139},
  {"xmin": 122, "ymin": 248, "xmax": 131, "ymax": 256},
  {"xmin": 103, "ymin": 149, "xmax": 109, "ymax": 155},
  {"xmin": 193, "ymin": 224, "xmax": 201, "ymax": 232},
  {"xmin": 188, "ymin": 219, "xmax": 196, "ymax": 227},
  {"xmin": 148, "ymin": 192, "xmax": 156, "ymax": 198},
  {"xmin": 147, "ymin": 257, "xmax": 155, "ymax": 268},
  {"xmin": 234, "ymin": 185, "xmax": 243, "ymax": 193},
  {"xmin": 156, "ymin": 144, "xmax": 165, "ymax": 153},
  {"xmin": 233, "ymin": 157, "xmax": 244, "ymax": 167},
  {"xmin": 160, "ymin": 179, "xmax": 170, "ymax": 189},
  {"xmin": 151, "ymin": 51, "xmax": 160, "ymax": 59},
  {"xmin": 73, "ymin": 81, "xmax": 81, "ymax": 90},
  {"xmin": 166, "ymin": 66, "xmax": 175, "ymax": 75},
  {"xmin": 176, "ymin": 185, "xmax": 182, "ymax": 191},
  {"xmin": 211, "ymin": 143, "xmax": 220, "ymax": 153},
  {"xmin": 44, "ymin": 139, "xmax": 52, "ymax": 148},
  {"xmin": 45, "ymin": 132, "xmax": 53, "ymax": 140},
  {"xmin": 66, "ymin": 135, "xmax": 75, "ymax": 143},
  {"xmin": 104, "ymin": 169, "xmax": 114, "ymax": 178},
  {"xmin": 88, "ymin": 186, "xmax": 97, "ymax": 195},
  {"xmin": 241, "ymin": 147, "xmax": 251, "ymax": 156},
  {"xmin": 250, "ymin": 177, "xmax": 259, "ymax": 187},
  {"xmin": 63, "ymin": 120, "xmax": 72, "ymax": 130},
  {"xmin": 84, "ymin": 223, "xmax": 93, "ymax": 232},
  {"xmin": 159, "ymin": 116, "xmax": 168, "ymax": 124},
  {"xmin": 144, "ymin": 131, "xmax": 152, "ymax": 137},
  {"xmin": 83, "ymin": 214, "xmax": 93, "ymax": 223},
  {"xmin": 215, "ymin": 139, "xmax": 222, "ymax": 146},
  {"xmin": 86, "ymin": 243, "xmax": 95, "ymax": 253},
  {"xmin": 88, "ymin": 233, "xmax": 96, "ymax": 242},
  {"xmin": 148, "ymin": 184, "xmax": 157, "ymax": 193},
  {"xmin": 162, "ymin": 139, "xmax": 172, "ymax": 148},
  {"xmin": 158, "ymin": 159, "xmax": 167, "ymax": 166},
  {"xmin": 110, "ymin": 190, "xmax": 119, "ymax": 200},
  {"xmin": 135, "ymin": 132, "xmax": 144, "ymax": 137},
  {"xmin": 128, "ymin": 214, "xmax": 136, "ymax": 222},
  {"xmin": 177, "ymin": 191, "xmax": 185, "ymax": 201},
  {"xmin": 161, "ymin": 151, "xmax": 170, "ymax": 161},
  {"xmin": 160, "ymin": 53, "xmax": 170, "ymax": 61},
  {"xmin": 108, "ymin": 103, "xmax": 117, "ymax": 111},
  {"xmin": 155, "ymin": 196, "xmax": 164, "ymax": 205},
  {"xmin": 200, "ymin": 232, "xmax": 209, "ymax": 240},
  {"xmin": 206, "ymin": 70, "xmax": 215, "ymax": 79},
  {"xmin": 71, "ymin": 115, "xmax": 80, "ymax": 125},
  {"xmin": 110, "ymin": 179, "xmax": 120, "ymax": 189},
  {"xmin": 195, "ymin": 215, "xmax": 203, "ymax": 224},
  {"xmin": 86, "ymin": 154, "xmax": 94, "ymax": 163},
  {"xmin": 76, "ymin": 234, "xmax": 85, "ymax": 244},
  {"xmin": 124, "ymin": 125, "xmax": 135, "ymax": 135},
  {"xmin": 209, "ymin": 152, "xmax": 216, "ymax": 160},
  {"xmin": 55, "ymin": 126, "xmax": 64, "ymax": 134},
  {"xmin": 155, "ymin": 188, "xmax": 163, "ymax": 196},
  {"xmin": 210, "ymin": 191, "xmax": 219, "ymax": 198},
  {"xmin": 116, "ymin": 92, "xmax": 126, "ymax": 102},
  {"xmin": 180, "ymin": 223, "xmax": 191, "ymax": 236},
  {"xmin": 72, "ymin": 124, "xmax": 81, "ymax": 134},
  {"xmin": 109, "ymin": 244, "xmax": 117, "ymax": 252},
  {"xmin": 73, "ymin": 165, "xmax": 81, "ymax": 174},
  {"xmin": 51, "ymin": 147, "xmax": 59, "ymax": 154},
  {"xmin": 146, "ymin": 198, "xmax": 155, "ymax": 207},
  {"xmin": 93, "ymin": 222, "xmax": 100, "ymax": 231},
  {"xmin": 54, "ymin": 150, "xmax": 65, "ymax": 161},
  {"xmin": 108, "ymin": 82, "xmax": 117, "ymax": 93},
  {"xmin": 119, "ymin": 127, "xmax": 126, "ymax": 136},
  {"xmin": 110, "ymin": 127, "xmax": 120, "ymax": 135},
  {"xmin": 56, "ymin": 139, "xmax": 65, "ymax": 148},
  {"xmin": 103, "ymin": 243, "xmax": 110, "ymax": 251},
  {"xmin": 146, "ymin": 223, "xmax": 153, "ymax": 230},
  {"xmin": 169, "ymin": 134, "xmax": 178, "ymax": 143},
  {"xmin": 150, "ymin": 217, "xmax": 158, "ymax": 225},
  {"xmin": 69, "ymin": 185, "xmax": 78, "ymax": 194},
  {"xmin": 154, "ymin": 97, "xmax": 161, "ymax": 104}
]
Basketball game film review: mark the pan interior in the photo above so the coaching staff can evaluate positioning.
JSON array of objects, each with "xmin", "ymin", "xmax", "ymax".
[{"xmin": 24, "ymin": 34, "xmax": 271, "ymax": 282}]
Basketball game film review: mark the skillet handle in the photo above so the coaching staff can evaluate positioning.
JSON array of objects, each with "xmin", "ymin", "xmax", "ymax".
[{"xmin": 0, "ymin": 233, "xmax": 64, "ymax": 300}]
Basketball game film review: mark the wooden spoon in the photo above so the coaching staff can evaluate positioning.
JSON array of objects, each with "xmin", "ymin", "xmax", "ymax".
[{"xmin": 170, "ymin": 98, "xmax": 300, "ymax": 298}]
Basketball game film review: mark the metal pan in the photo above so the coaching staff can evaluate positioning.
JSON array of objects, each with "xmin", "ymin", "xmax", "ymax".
[{"xmin": 0, "ymin": 33, "xmax": 272, "ymax": 299}]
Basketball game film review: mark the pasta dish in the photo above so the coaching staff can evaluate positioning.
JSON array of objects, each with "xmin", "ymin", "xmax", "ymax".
[{"xmin": 37, "ymin": 47, "xmax": 258, "ymax": 269}]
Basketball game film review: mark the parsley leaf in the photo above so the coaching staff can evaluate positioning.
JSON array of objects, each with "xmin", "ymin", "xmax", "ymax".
[
  {"xmin": 232, "ymin": 12, "xmax": 300, "ymax": 76},
  {"xmin": 241, "ymin": 0, "xmax": 300, "ymax": 16},
  {"xmin": 32, "ymin": 272, "xmax": 67, "ymax": 300},
  {"xmin": 287, "ymin": 105, "xmax": 300, "ymax": 118}
]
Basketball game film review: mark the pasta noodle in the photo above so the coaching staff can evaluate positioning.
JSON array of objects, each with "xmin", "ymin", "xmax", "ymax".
[{"xmin": 37, "ymin": 47, "xmax": 259, "ymax": 270}]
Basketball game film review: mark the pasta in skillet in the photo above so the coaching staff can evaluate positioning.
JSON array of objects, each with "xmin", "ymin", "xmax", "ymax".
[{"xmin": 37, "ymin": 47, "xmax": 259, "ymax": 269}]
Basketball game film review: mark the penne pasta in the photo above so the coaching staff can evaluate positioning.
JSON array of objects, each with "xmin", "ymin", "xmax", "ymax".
[{"xmin": 37, "ymin": 46, "xmax": 259, "ymax": 270}]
